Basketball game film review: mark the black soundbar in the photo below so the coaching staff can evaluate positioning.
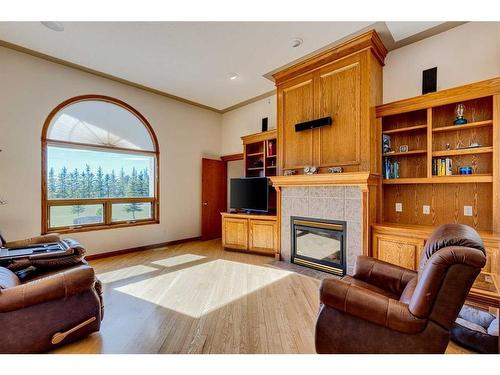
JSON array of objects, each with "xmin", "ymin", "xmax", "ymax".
[{"xmin": 295, "ymin": 116, "xmax": 332, "ymax": 132}]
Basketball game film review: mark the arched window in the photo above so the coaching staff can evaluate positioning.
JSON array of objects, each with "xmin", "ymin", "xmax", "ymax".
[{"xmin": 42, "ymin": 95, "xmax": 159, "ymax": 233}]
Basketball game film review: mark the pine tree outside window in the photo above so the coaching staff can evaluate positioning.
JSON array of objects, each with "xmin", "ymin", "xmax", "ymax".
[{"xmin": 41, "ymin": 95, "xmax": 159, "ymax": 233}]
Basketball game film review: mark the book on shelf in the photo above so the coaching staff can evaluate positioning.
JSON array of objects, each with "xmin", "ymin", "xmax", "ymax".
[
  {"xmin": 432, "ymin": 158, "xmax": 453, "ymax": 176},
  {"xmin": 383, "ymin": 157, "xmax": 400, "ymax": 179}
]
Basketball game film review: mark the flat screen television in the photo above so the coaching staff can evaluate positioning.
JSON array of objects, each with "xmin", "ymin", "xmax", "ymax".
[{"xmin": 230, "ymin": 177, "xmax": 269, "ymax": 213}]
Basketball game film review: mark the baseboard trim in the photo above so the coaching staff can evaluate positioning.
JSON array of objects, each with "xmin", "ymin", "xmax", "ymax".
[{"xmin": 85, "ymin": 236, "xmax": 202, "ymax": 261}]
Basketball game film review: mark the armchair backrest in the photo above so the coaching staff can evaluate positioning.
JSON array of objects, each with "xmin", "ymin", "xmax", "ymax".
[{"xmin": 408, "ymin": 224, "xmax": 486, "ymax": 329}]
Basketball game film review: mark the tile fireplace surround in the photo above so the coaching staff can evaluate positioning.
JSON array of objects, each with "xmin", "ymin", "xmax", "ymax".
[
  {"xmin": 281, "ymin": 186, "xmax": 361, "ymax": 274},
  {"xmin": 271, "ymin": 173, "xmax": 379, "ymax": 275}
]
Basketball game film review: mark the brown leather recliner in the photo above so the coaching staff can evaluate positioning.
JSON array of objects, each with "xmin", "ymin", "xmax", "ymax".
[
  {"xmin": 315, "ymin": 224, "xmax": 487, "ymax": 354},
  {"xmin": 0, "ymin": 235, "xmax": 103, "ymax": 353}
]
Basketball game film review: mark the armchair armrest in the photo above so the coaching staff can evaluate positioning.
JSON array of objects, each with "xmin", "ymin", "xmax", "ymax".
[
  {"xmin": 0, "ymin": 265, "xmax": 95, "ymax": 312},
  {"xmin": 353, "ymin": 255, "xmax": 417, "ymax": 296},
  {"xmin": 320, "ymin": 277, "xmax": 426, "ymax": 334},
  {"xmin": 4, "ymin": 233, "xmax": 61, "ymax": 248}
]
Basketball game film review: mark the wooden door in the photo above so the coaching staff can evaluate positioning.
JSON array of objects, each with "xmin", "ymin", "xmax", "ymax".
[
  {"xmin": 202, "ymin": 158, "xmax": 227, "ymax": 240},
  {"xmin": 249, "ymin": 219, "xmax": 277, "ymax": 254},
  {"xmin": 222, "ymin": 217, "xmax": 248, "ymax": 250},
  {"xmin": 315, "ymin": 55, "xmax": 361, "ymax": 168},
  {"xmin": 278, "ymin": 74, "xmax": 315, "ymax": 171}
]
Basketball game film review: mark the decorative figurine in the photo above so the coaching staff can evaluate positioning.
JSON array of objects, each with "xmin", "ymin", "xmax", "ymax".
[
  {"xmin": 383, "ymin": 134, "xmax": 391, "ymax": 154},
  {"xmin": 283, "ymin": 169, "xmax": 297, "ymax": 176},
  {"xmin": 253, "ymin": 160, "xmax": 264, "ymax": 168},
  {"xmin": 328, "ymin": 167, "xmax": 344, "ymax": 173},
  {"xmin": 453, "ymin": 104, "xmax": 468, "ymax": 125},
  {"xmin": 303, "ymin": 165, "xmax": 318, "ymax": 175},
  {"xmin": 459, "ymin": 166, "xmax": 473, "ymax": 175}
]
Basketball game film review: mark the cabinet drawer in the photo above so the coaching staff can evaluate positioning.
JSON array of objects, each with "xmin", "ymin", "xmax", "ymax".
[
  {"xmin": 249, "ymin": 220, "xmax": 277, "ymax": 254},
  {"xmin": 222, "ymin": 218, "xmax": 248, "ymax": 250}
]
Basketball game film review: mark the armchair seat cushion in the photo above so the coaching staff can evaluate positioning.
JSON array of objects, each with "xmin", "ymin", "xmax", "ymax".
[{"xmin": 320, "ymin": 277, "xmax": 427, "ymax": 334}]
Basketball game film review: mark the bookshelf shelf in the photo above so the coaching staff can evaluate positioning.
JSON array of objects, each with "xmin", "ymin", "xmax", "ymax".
[
  {"xmin": 382, "ymin": 124, "xmax": 427, "ymax": 134},
  {"xmin": 383, "ymin": 175, "xmax": 493, "ymax": 185},
  {"xmin": 247, "ymin": 167, "xmax": 264, "ymax": 171},
  {"xmin": 432, "ymin": 120, "xmax": 493, "ymax": 133},
  {"xmin": 247, "ymin": 152, "xmax": 264, "ymax": 157},
  {"xmin": 383, "ymin": 149, "xmax": 427, "ymax": 157},
  {"xmin": 432, "ymin": 146, "xmax": 493, "ymax": 157}
]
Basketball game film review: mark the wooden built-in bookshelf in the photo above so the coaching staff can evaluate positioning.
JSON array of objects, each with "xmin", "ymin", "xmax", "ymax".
[
  {"xmin": 376, "ymin": 78, "xmax": 500, "ymax": 232},
  {"xmin": 241, "ymin": 129, "xmax": 277, "ymax": 178}
]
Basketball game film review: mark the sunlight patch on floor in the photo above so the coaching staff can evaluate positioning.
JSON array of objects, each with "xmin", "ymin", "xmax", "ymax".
[
  {"xmin": 97, "ymin": 264, "xmax": 158, "ymax": 284},
  {"xmin": 151, "ymin": 253, "xmax": 206, "ymax": 267},
  {"xmin": 115, "ymin": 259, "xmax": 292, "ymax": 318}
]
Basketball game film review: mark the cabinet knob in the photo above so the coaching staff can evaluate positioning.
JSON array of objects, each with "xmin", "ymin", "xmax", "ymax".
[{"xmin": 202, "ymin": 201, "xmax": 208, "ymax": 206}]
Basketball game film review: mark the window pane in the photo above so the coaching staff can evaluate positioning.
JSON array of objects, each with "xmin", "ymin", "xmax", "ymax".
[
  {"xmin": 47, "ymin": 100, "xmax": 155, "ymax": 151},
  {"xmin": 111, "ymin": 203, "xmax": 152, "ymax": 222},
  {"xmin": 49, "ymin": 204, "xmax": 104, "ymax": 228},
  {"xmin": 47, "ymin": 146, "xmax": 154, "ymax": 199}
]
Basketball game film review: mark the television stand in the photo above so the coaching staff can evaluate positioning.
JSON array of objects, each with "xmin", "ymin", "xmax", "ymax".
[{"xmin": 220, "ymin": 212, "xmax": 278, "ymax": 257}]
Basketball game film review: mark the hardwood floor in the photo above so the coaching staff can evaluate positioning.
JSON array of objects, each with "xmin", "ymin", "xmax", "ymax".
[{"xmin": 52, "ymin": 239, "xmax": 473, "ymax": 354}]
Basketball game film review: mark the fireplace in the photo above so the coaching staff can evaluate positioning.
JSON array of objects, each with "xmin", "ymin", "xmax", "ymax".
[{"xmin": 291, "ymin": 216, "xmax": 346, "ymax": 276}]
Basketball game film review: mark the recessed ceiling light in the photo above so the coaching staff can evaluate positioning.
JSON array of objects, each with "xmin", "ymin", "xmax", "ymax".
[
  {"xmin": 41, "ymin": 21, "xmax": 64, "ymax": 32},
  {"xmin": 290, "ymin": 37, "xmax": 303, "ymax": 48},
  {"xmin": 228, "ymin": 72, "xmax": 239, "ymax": 80}
]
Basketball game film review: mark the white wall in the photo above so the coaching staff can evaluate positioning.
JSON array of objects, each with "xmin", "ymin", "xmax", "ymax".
[
  {"xmin": 0, "ymin": 46, "xmax": 222, "ymax": 255},
  {"xmin": 220, "ymin": 95, "xmax": 276, "ymax": 155},
  {"xmin": 384, "ymin": 22, "xmax": 500, "ymax": 103}
]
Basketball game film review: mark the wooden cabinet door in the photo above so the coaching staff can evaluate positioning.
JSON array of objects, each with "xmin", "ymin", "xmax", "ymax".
[
  {"xmin": 249, "ymin": 219, "xmax": 277, "ymax": 254},
  {"xmin": 278, "ymin": 74, "xmax": 315, "ymax": 171},
  {"xmin": 484, "ymin": 246, "xmax": 500, "ymax": 274},
  {"xmin": 315, "ymin": 55, "xmax": 361, "ymax": 168},
  {"xmin": 222, "ymin": 218, "xmax": 248, "ymax": 250},
  {"xmin": 374, "ymin": 233, "xmax": 423, "ymax": 270}
]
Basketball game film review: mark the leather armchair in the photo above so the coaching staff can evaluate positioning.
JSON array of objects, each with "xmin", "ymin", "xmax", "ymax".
[
  {"xmin": 0, "ymin": 236, "xmax": 103, "ymax": 353},
  {"xmin": 315, "ymin": 224, "xmax": 487, "ymax": 353}
]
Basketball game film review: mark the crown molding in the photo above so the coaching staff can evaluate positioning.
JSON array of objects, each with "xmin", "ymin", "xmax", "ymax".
[{"xmin": 220, "ymin": 90, "xmax": 275, "ymax": 114}]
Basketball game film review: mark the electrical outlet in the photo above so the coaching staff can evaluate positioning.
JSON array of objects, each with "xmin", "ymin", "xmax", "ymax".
[
  {"xmin": 423, "ymin": 205, "xmax": 430, "ymax": 215},
  {"xmin": 464, "ymin": 206, "xmax": 473, "ymax": 217},
  {"xmin": 395, "ymin": 203, "xmax": 403, "ymax": 212}
]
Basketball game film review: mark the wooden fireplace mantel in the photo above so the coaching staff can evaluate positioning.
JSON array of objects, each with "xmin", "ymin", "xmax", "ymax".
[{"xmin": 270, "ymin": 172, "xmax": 381, "ymax": 191}]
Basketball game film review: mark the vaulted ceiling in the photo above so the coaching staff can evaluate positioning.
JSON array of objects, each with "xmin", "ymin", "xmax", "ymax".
[{"xmin": 0, "ymin": 22, "xmax": 456, "ymax": 111}]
